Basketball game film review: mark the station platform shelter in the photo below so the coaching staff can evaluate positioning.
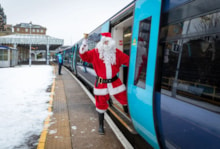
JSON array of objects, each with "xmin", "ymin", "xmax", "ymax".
[
  {"xmin": 0, "ymin": 45, "xmax": 18, "ymax": 67},
  {"xmin": 0, "ymin": 34, "xmax": 63, "ymax": 65}
]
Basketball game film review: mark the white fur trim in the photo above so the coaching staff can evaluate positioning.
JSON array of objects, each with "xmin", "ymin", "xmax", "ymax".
[
  {"xmin": 94, "ymin": 88, "xmax": 109, "ymax": 95},
  {"xmin": 79, "ymin": 39, "xmax": 88, "ymax": 54},
  {"xmin": 96, "ymin": 108, "xmax": 106, "ymax": 113},
  {"xmin": 106, "ymin": 63, "xmax": 112, "ymax": 79},
  {"xmin": 102, "ymin": 36, "xmax": 112, "ymax": 42},
  {"xmin": 108, "ymin": 84, "xmax": 126, "ymax": 95},
  {"xmin": 93, "ymin": 84, "xmax": 126, "ymax": 95},
  {"xmin": 96, "ymin": 38, "xmax": 116, "ymax": 65},
  {"xmin": 79, "ymin": 44, "xmax": 88, "ymax": 54}
]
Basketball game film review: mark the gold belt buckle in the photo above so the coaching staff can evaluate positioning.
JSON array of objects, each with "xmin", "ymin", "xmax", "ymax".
[{"xmin": 98, "ymin": 77, "xmax": 103, "ymax": 84}]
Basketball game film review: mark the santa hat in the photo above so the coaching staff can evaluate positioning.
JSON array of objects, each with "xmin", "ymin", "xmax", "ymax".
[{"xmin": 101, "ymin": 32, "xmax": 112, "ymax": 38}]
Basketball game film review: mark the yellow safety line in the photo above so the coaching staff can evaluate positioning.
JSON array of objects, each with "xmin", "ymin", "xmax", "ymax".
[{"xmin": 37, "ymin": 66, "xmax": 56, "ymax": 149}]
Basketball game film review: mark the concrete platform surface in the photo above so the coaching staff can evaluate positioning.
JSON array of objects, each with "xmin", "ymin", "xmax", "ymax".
[{"xmin": 39, "ymin": 65, "xmax": 124, "ymax": 149}]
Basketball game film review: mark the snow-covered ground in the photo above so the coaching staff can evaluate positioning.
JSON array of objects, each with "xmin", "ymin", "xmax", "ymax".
[{"xmin": 0, "ymin": 65, "xmax": 54, "ymax": 149}]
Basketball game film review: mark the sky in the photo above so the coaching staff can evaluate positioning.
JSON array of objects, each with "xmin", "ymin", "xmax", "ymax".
[
  {"xmin": 0, "ymin": 0, "xmax": 133, "ymax": 45},
  {"xmin": 0, "ymin": 65, "xmax": 54, "ymax": 149}
]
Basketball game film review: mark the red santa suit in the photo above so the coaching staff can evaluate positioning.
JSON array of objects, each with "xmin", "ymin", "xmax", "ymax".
[{"xmin": 79, "ymin": 32, "xmax": 129, "ymax": 113}]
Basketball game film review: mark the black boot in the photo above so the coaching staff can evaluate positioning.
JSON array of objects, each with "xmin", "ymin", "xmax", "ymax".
[
  {"xmin": 98, "ymin": 113, "xmax": 105, "ymax": 135},
  {"xmin": 123, "ymin": 105, "xmax": 129, "ymax": 114}
]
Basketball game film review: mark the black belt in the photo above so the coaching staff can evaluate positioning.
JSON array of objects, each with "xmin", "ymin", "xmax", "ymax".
[{"xmin": 96, "ymin": 75, "xmax": 118, "ymax": 86}]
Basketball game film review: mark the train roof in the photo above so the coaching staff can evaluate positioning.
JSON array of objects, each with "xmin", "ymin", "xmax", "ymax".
[
  {"xmin": 55, "ymin": 45, "xmax": 72, "ymax": 53},
  {"xmin": 73, "ymin": 1, "xmax": 135, "ymax": 46}
]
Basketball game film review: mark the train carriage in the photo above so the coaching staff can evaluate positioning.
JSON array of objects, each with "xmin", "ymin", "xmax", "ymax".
[
  {"xmin": 60, "ymin": 0, "xmax": 220, "ymax": 148},
  {"xmin": 154, "ymin": 0, "xmax": 220, "ymax": 148},
  {"xmin": 62, "ymin": 46, "xmax": 73, "ymax": 69}
]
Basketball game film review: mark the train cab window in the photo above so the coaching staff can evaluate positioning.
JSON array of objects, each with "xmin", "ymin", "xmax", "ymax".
[
  {"xmin": 134, "ymin": 17, "xmax": 151, "ymax": 89},
  {"xmin": 158, "ymin": 11, "xmax": 220, "ymax": 111}
]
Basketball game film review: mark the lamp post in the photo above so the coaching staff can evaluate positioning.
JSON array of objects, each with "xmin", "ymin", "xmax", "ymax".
[{"xmin": 29, "ymin": 21, "xmax": 32, "ymax": 67}]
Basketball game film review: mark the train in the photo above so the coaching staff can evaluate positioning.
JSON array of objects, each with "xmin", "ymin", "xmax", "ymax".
[{"xmin": 57, "ymin": 0, "xmax": 220, "ymax": 148}]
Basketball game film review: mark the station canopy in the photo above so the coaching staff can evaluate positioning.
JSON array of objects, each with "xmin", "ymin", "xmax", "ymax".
[{"xmin": 0, "ymin": 34, "xmax": 64, "ymax": 50}]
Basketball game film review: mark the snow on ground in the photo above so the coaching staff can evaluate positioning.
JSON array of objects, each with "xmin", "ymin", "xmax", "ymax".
[{"xmin": 0, "ymin": 65, "xmax": 54, "ymax": 149}]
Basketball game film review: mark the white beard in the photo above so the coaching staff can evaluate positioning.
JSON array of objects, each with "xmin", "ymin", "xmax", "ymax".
[{"xmin": 96, "ymin": 38, "xmax": 116, "ymax": 65}]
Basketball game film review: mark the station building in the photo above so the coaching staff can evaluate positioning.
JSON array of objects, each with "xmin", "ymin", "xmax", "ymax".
[{"xmin": 0, "ymin": 4, "xmax": 64, "ymax": 66}]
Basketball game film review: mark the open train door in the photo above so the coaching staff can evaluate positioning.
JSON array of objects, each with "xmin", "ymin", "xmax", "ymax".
[{"xmin": 127, "ymin": 0, "xmax": 162, "ymax": 148}]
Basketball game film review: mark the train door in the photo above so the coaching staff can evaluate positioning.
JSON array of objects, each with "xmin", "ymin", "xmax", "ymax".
[
  {"xmin": 108, "ymin": 4, "xmax": 135, "ymax": 112},
  {"xmin": 72, "ymin": 45, "xmax": 77, "ymax": 75},
  {"xmin": 70, "ymin": 46, "xmax": 74, "ymax": 71},
  {"xmin": 111, "ymin": 17, "xmax": 133, "ymax": 86},
  {"xmin": 122, "ymin": 26, "xmax": 132, "ymax": 85},
  {"xmin": 127, "ymin": 0, "xmax": 162, "ymax": 148}
]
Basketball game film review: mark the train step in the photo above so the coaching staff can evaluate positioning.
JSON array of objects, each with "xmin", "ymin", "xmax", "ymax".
[{"xmin": 108, "ymin": 105, "xmax": 137, "ymax": 134}]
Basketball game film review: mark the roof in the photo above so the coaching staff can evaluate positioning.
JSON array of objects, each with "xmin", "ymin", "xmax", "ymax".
[
  {"xmin": 14, "ymin": 23, "xmax": 46, "ymax": 29},
  {"xmin": 0, "ymin": 34, "xmax": 64, "ymax": 45},
  {"xmin": 54, "ymin": 45, "xmax": 72, "ymax": 53},
  {"xmin": 0, "ymin": 45, "xmax": 16, "ymax": 50}
]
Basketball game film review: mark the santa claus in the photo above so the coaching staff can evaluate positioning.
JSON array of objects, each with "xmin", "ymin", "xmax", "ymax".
[{"xmin": 79, "ymin": 32, "xmax": 129, "ymax": 135}]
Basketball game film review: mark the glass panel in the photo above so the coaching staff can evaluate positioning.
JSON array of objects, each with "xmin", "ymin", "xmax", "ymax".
[
  {"xmin": 123, "ymin": 26, "xmax": 132, "ymax": 85},
  {"xmin": 188, "ymin": 12, "xmax": 220, "ymax": 35},
  {"xmin": 134, "ymin": 17, "xmax": 151, "ymax": 89},
  {"xmin": 159, "ymin": 10, "xmax": 220, "ymax": 109},
  {"xmin": 3, "ymin": 54, "xmax": 8, "ymax": 60},
  {"xmin": 123, "ymin": 26, "xmax": 132, "ymax": 55},
  {"xmin": 87, "ymin": 27, "xmax": 101, "ymax": 50},
  {"xmin": 0, "ymin": 50, "xmax": 2, "ymax": 60},
  {"xmin": 160, "ymin": 12, "xmax": 220, "ymax": 40},
  {"xmin": 162, "ymin": 0, "xmax": 192, "ymax": 12},
  {"xmin": 76, "ymin": 44, "xmax": 84, "ymax": 66},
  {"xmin": 84, "ymin": 28, "xmax": 101, "ymax": 69},
  {"xmin": 0, "ymin": 49, "xmax": 8, "ymax": 61}
]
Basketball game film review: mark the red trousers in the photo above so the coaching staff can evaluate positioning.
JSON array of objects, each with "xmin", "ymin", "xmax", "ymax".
[{"xmin": 95, "ymin": 90, "xmax": 128, "ymax": 111}]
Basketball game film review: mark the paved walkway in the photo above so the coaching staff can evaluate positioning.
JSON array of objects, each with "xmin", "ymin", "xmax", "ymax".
[{"xmin": 38, "ymin": 65, "xmax": 124, "ymax": 149}]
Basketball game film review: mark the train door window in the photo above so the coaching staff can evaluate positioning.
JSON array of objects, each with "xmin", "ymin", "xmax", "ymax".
[
  {"xmin": 134, "ymin": 17, "xmax": 151, "ymax": 89},
  {"xmin": 123, "ymin": 26, "xmax": 132, "ymax": 55},
  {"xmin": 123, "ymin": 26, "xmax": 132, "ymax": 85}
]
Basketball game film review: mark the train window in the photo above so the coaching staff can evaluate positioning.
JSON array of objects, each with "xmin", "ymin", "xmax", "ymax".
[
  {"xmin": 88, "ymin": 33, "xmax": 101, "ymax": 50},
  {"xmin": 160, "ymin": 12, "xmax": 220, "ymax": 41},
  {"xmin": 162, "ymin": 0, "xmax": 192, "ymax": 12},
  {"xmin": 134, "ymin": 17, "xmax": 151, "ymax": 89},
  {"xmin": 88, "ymin": 28, "xmax": 101, "ymax": 50},
  {"xmin": 159, "ymin": 10, "xmax": 220, "ymax": 111},
  {"xmin": 76, "ymin": 45, "xmax": 81, "ymax": 64}
]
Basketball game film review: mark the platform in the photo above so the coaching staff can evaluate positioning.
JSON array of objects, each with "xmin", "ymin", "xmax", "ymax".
[{"xmin": 37, "ymin": 64, "xmax": 129, "ymax": 149}]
